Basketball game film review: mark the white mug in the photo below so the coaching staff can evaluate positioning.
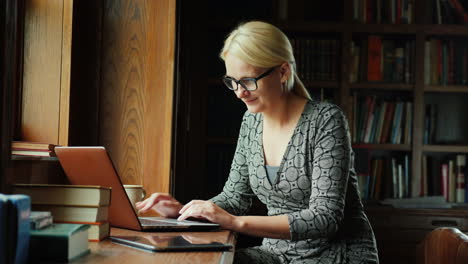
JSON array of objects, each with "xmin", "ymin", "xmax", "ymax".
[{"xmin": 123, "ymin": 185, "xmax": 146, "ymax": 213}]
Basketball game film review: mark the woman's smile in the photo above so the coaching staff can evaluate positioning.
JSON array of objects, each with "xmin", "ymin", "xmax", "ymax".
[{"xmin": 244, "ymin": 98, "xmax": 258, "ymax": 104}]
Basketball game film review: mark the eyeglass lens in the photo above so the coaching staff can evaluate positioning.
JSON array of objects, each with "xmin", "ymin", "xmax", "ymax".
[{"xmin": 223, "ymin": 78, "xmax": 257, "ymax": 91}]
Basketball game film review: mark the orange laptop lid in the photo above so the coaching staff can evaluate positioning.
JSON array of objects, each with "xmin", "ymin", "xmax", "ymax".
[{"xmin": 54, "ymin": 146, "xmax": 142, "ymax": 231}]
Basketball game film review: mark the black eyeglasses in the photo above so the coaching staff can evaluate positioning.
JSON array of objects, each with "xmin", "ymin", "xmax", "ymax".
[{"xmin": 221, "ymin": 67, "xmax": 277, "ymax": 91}]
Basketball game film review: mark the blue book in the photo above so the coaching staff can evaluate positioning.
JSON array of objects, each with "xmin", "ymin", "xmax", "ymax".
[
  {"xmin": 6, "ymin": 195, "xmax": 31, "ymax": 264},
  {"xmin": 465, "ymin": 159, "xmax": 468, "ymax": 203},
  {"xmin": 0, "ymin": 194, "xmax": 8, "ymax": 264}
]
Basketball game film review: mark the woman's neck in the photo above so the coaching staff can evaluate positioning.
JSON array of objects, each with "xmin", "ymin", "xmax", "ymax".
[{"xmin": 263, "ymin": 93, "xmax": 307, "ymax": 129}]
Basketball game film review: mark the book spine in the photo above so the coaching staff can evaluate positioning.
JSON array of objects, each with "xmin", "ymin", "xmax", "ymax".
[
  {"xmin": 6, "ymin": 195, "xmax": 31, "ymax": 264},
  {"xmin": 392, "ymin": 158, "xmax": 398, "ymax": 198},
  {"xmin": 441, "ymin": 163, "xmax": 449, "ymax": 201},
  {"xmin": 456, "ymin": 155, "xmax": 466, "ymax": 203},
  {"xmin": 0, "ymin": 195, "xmax": 7, "ymax": 264},
  {"xmin": 449, "ymin": 159, "xmax": 456, "ymax": 202},
  {"xmin": 417, "ymin": 155, "xmax": 426, "ymax": 197},
  {"xmin": 367, "ymin": 36, "xmax": 383, "ymax": 81},
  {"xmin": 465, "ymin": 158, "xmax": 468, "ymax": 203},
  {"xmin": 380, "ymin": 101, "xmax": 394, "ymax": 143}
]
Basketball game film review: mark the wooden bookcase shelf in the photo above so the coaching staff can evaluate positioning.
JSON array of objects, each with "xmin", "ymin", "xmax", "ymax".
[
  {"xmin": 353, "ymin": 144, "xmax": 412, "ymax": 151},
  {"xmin": 350, "ymin": 83, "xmax": 414, "ymax": 91},
  {"xmin": 303, "ymin": 81, "xmax": 339, "ymax": 88},
  {"xmin": 425, "ymin": 85, "xmax": 468, "ymax": 93},
  {"xmin": 423, "ymin": 145, "xmax": 468, "ymax": 153},
  {"xmin": 11, "ymin": 155, "xmax": 59, "ymax": 162}
]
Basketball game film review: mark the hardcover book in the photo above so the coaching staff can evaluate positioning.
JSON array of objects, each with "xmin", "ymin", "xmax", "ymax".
[
  {"xmin": 1, "ymin": 194, "xmax": 31, "ymax": 264},
  {"xmin": 11, "ymin": 150, "xmax": 55, "ymax": 157},
  {"xmin": 31, "ymin": 205, "xmax": 109, "ymax": 222},
  {"xmin": 56, "ymin": 221, "xmax": 110, "ymax": 241},
  {"xmin": 12, "ymin": 184, "xmax": 111, "ymax": 207},
  {"xmin": 12, "ymin": 141, "xmax": 55, "ymax": 151},
  {"xmin": 0, "ymin": 194, "xmax": 7, "ymax": 264},
  {"xmin": 29, "ymin": 223, "xmax": 90, "ymax": 262}
]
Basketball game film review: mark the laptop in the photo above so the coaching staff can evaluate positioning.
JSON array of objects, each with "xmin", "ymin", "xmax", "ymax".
[{"xmin": 54, "ymin": 146, "xmax": 220, "ymax": 231}]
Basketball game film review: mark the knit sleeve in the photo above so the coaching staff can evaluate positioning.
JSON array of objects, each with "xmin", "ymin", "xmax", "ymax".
[{"xmin": 287, "ymin": 104, "xmax": 351, "ymax": 241}]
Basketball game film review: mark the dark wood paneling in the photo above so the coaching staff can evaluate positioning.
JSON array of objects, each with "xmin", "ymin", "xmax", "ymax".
[
  {"xmin": 1, "ymin": 0, "xmax": 25, "ymax": 192},
  {"xmin": 68, "ymin": 0, "xmax": 103, "ymax": 146},
  {"xmin": 172, "ymin": 0, "xmax": 209, "ymax": 203}
]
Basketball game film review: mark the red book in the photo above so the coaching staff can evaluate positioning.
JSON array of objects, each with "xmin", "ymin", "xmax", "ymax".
[
  {"xmin": 396, "ymin": 0, "xmax": 402, "ymax": 24},
  {"xmin": 367, "ymin": 36, "xmax": 382, "ymax": 81},
  {"xmin": 449, "ymin": 0, "xmax": 468, "ymax": 23},
  {"xmin": 449, "ymin": 40, "xmax": 454, "ymax": 84},
  {"xmin": 366, "ymin": 0, "xmax": 373, "ymax": 23}
]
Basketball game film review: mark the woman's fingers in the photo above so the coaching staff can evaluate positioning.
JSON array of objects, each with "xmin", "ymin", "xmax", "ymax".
[
  {"xmin": 178, "ymin": 200, "xmax": 197, "ymax": 215},
  {"xmin": 135, "ymin": 193, "xmax": 180, "ymax": 214},
  {"xmin": 155, "ymin": 200, "xmax": 183, "ymax": 218},
  {"xmin": 177, "ymin": 200, "xmax": 214, "ymax": 221}
]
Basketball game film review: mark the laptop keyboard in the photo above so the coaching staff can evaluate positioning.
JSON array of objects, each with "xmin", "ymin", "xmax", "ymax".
[{"xmin": 139, "ymin": 218, "xmax": 179, "ymax": 226}]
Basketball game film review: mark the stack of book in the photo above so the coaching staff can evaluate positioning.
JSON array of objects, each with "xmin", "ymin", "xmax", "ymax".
[
  {"xmin": 12, "ymin": 184, "xmax": 111, "ymax": 241},
  {"xmin": 11, "ymin": 141, "xmax": 57, "ymax": 157}
]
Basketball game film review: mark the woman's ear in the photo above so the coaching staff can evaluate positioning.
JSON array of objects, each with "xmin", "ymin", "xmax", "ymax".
[{"xmin": 279, "ymin": 62, "xmax": 291, "ymax": 83}]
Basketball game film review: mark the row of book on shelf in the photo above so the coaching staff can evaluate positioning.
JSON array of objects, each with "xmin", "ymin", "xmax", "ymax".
[
  {"xmin": 424, "ymin": 38, "xmax": 468, "ymax": 85},
  {"xmin": 290, "ymin": 38, "xmax": 339, "ymax": 82},
  {"xmin": 238, "ymin": 36, "xmax": 467, "ymax": 87},
  {"xmin": 350, "ymin": 94, "xmax": 412, "ymax": 145},
  {"xmin": 355, "ymin": 149, "xmax": 468, "ymax": 206},
  {"xmin": 353, "ymin": 0, "xmax": 468, "ymax": 25},
  {"xmin": 432, "ymin": 0, "xmax": 468, "ymax": 25},
  {"xmin": 0, "ymin": 184, "xmax": 112, "ymax": 262},
  {"xmin": 340, "ymin": 36, "xmax": 467, "ymax": 85},
  {"xmin": 350, "ymin": 36, "xmax": 415, "ymax": 83},
  {"xmin": 353, "ymin": 0, "xmax": 415, "ymax": 24},
  {"xmin": 355, "ymin": 149, "xmax": 412, "ymax": 201},
  {"xmin": 420, "ymin": 154, "xmax": 467, "ymax": 203}
]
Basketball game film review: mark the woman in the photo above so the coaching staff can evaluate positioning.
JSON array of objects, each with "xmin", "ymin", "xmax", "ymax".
[{"xmin": 136, "ymin": 21, "xmax": 379, "ymax": 264}]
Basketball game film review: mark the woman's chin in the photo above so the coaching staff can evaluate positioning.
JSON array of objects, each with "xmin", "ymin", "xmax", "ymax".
[{"xmin": 246, "ymin": 105, "xmax": 261, "ymax": 113}]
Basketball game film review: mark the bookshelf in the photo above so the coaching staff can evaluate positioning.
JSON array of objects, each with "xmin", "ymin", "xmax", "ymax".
[{"xmin": 173, "ymin": 0, "xmax": 468, "ymax": 261}]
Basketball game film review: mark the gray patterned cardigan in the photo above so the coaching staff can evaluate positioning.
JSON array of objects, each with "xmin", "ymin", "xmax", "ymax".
[{"xmin": 211, "ymin": 100, "xmax": 379, "ymax": 263}]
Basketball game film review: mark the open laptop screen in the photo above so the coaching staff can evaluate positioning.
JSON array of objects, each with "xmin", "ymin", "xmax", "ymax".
[{"xmin": 54, "ymin": 146, "xmax": 219, "ymax": 231}]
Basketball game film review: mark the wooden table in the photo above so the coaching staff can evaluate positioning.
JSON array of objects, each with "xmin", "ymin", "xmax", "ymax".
[{"xmin": 74, "ymin": 228, "xmax": 236, "ymax": 264}]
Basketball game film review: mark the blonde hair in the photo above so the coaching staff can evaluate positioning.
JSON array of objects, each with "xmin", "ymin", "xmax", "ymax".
[{"xmin": 220, "ymin": 21, "xmax": 311, "ymax": 100}]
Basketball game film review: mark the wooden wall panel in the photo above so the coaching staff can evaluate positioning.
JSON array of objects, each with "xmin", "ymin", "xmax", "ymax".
[
  {"xmin": 100, "ymin": 0, "xmax": 175, "ymax": 196},
  {"xmin": 22, "ymin": 0, "xmax": 72, "ymax": 145}
]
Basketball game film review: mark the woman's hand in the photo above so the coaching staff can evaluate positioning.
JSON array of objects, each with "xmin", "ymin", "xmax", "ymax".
[
  {"xmin": 177, "ymin": 200, "xmax": 237, "ymax": 230},
  {"xmin": 135, "ymin": 193, "xmax": 183, "ymax": 218}
]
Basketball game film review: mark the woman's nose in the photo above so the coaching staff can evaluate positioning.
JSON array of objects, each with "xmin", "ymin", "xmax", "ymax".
[{"xmin": 235, "ymin": 86, "xmax": 249, "ymax": 99}]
